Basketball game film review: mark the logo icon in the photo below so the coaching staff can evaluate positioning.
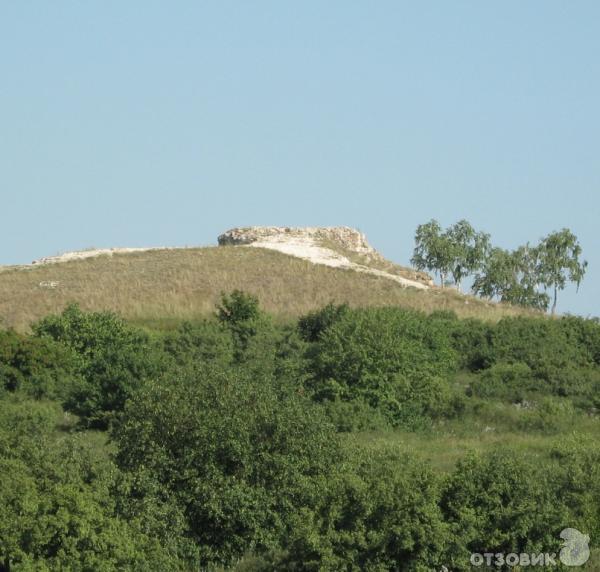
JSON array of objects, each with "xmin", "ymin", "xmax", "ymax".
[{"xmin": 559, "ymin": 528, "xmax": 590, "ymax": 567}]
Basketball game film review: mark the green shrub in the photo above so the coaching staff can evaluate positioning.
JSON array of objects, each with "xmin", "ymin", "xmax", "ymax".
[
  {"xmin": 298, "ymin": 303, "xmax": 349, "ymax": 342},
  {"xmin": 112, "ymin": 368, "xmax": 342, "ymax": 568},
  {"xmin": 308, "ymin": 307, "xmax": 458, "ymax": 426},
  {"xmin": 319, "ymin": 398, "xmax": 391, "ymax": 432},
  {"xmin": 537, "ymin": 364, "xmax": 600, "ymax": 402},
  {"xmin": 389, "ymin": 373, "xmax": 463, "ymax": 429},
  {"xmin": 163, "ymin": 319, "xmax": 235, "ymax": 369},
  {"xmin": 440, "ymin": 451, "xmax": 569, "ymax": 570},
  {"xmin": 0, "ymin": 398, "xmax": 187, "ymax": 571},
  {"xmin": 312, "ymin": 307, "xmax": 457, "ymax": 384},
  {"xmin": 464, "ymin": 315, "xmax": 600, "ymax": 403},
  {"xmin": 0, "ymin": 398, "xmax": 61, "ymax": 462},
  {"xmin": 459, "ymin": 316, "xmax": 600, "ymax": 404},
  {"xmin": 489, "ymin": 317, "xmax": 591, "ymax": 373},
  {"xmin": 449, "ymin": 318, "xmax": 493, "ymax": 371},
  {"xmin": 551, "ymin": 436, "xmax": 600, "ymax": 543},
  {"xmin": 0, "ymin": 329, "xmax": 79, "ymax": 400},
  {"xmin": 217, "ymin": 290, "xmax": 270, "ymax": 355},
  {"xmin": 468, "ymin": 362, "xmax": 534, "ymax": 401},
  {"xmin": 274, "ymin": 446, "xmax": 447, "ymax": 571},
  {"xmin": 33, "ymin": 304, "xmax": 163, "ymax": 427},
  {"xmin": 557, "ymin": 315, "xmax": 600, "ymax": 366},
  {"xmin": 272, "ymin": 325, "xmax": 310, "ymax": 386}
]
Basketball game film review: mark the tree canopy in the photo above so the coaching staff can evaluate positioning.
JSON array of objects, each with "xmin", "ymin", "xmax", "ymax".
[{"xmin": 412, "ymin": 220, "xmax": 587, "ymax": 313}]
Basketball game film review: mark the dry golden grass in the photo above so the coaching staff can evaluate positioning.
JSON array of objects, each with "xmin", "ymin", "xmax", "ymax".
[
  {"xmin": 0, "ymin": 246, "xmax": 536, "ymax": 331},
  {"xmin": 315, "ymin": 237, "xmax": 433, "ymax": 284}
]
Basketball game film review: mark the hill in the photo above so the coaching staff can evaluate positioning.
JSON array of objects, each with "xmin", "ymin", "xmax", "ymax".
[{"xmin": 0, "ymin": 227, "xmax": 534, "ymax": 330}]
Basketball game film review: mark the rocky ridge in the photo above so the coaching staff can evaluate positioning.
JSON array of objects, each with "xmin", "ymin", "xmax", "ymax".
[{"xmin": 218, "ymin": 226, "xmax": 432, "ymax": 289}]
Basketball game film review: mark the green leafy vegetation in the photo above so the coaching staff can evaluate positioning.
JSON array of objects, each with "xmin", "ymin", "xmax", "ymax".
[
  {"xmin": 411, "ymin": 219, "xmax": 490, "ymax": 289},
  {"xmin": 33, "ymin": 304, "xmax": 164, "ymax": 428},
  {"xmin": 1, "ymin": 295, "xmax": 599, "ymax": 570},
  {"xmin": 412, "ymin": 220, "xmax": 587, "ymax": 313}
]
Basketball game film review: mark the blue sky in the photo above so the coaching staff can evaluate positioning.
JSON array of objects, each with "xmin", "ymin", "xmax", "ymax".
[{"xmin": 1, "ymin": 2, "xmax": 598, "ymax": 316}]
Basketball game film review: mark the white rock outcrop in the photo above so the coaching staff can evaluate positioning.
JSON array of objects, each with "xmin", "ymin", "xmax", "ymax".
[
  {"xmin": 218, "ymin": 226, "xmax": 432, "ymax": 289},
  {"xmin": 219, "ymin": 226, "xmax": 375, "ymax": 255},
  {"xmin": 31, "ymin": 247, "xmax": 172, "ymax": 265}
]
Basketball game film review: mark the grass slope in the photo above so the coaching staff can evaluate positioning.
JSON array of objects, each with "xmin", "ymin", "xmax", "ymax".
[{"xmin": 0, "ymin": 246, "xmax": 534, "ymax": 330}]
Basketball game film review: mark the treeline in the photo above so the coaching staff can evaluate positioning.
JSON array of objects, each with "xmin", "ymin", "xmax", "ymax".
[
  {"xmin": 411, "ymin": 220, "xmax": 587, "ymax": 313},
  {"xmin": 1, "ymin": 295, "xmax": 599, "ymax": 570}
]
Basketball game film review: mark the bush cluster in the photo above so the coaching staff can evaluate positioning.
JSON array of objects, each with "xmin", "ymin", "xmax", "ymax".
[{"xmin": 1, "ymin": 294, "xmax": 599, "ymax": 569}]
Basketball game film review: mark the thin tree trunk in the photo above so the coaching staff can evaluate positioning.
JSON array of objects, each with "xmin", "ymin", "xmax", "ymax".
[
  {"xmin": 440, "ymin": 272, "xmax": 445, "ymax": 288},
  {"xmin": 551, "ymin": 285, "xmax": 558, "ymax": 315}
]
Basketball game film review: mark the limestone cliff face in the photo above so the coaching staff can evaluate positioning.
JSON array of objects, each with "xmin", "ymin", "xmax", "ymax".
[
  {"xmin": 218, "ymin": 226, "xmax": 433, "ymax": 288},
  {"xmin": 218, "ymin": 226, "xmax": 376, "ymax": 255}
]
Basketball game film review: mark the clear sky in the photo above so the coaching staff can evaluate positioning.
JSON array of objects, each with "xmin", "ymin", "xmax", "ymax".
[{"xmin": 1, "ymin": 2, "xmax": 599, "ymax": 316}]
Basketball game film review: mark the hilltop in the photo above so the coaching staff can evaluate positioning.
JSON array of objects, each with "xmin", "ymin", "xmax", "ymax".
[
  {"xmin": 0, "ymin": 226, "xmax": 533, "ymax": 330},
  {"xmin": 218, "ymin": 226, "xmax": 433, "ymax": 288}
]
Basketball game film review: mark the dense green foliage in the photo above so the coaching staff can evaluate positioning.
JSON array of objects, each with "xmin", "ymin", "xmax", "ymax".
[
  {"xmin": 0, "ymin": 330, "xmax": 78, "ymax": 400},
  {"xmin": 0, "ymin": 398, "xmax": 185, "ymax": 571},
  {"xmin": 472, "ymin": 245, "xmax": 551, "ymax": 310},
  {"xmin": 411, "ymin": 219, "xmax": 490, "ymax": 289},
  {"xmin": 114, "ymin": 369, "xmax": 341, "ymax": 567},
  {"xmin": 33, "ymin": 304, "xmax": 163, "ymax": 427},
  {"xmin": 1, "ymin": 296, "xmax": 599, "ymax": 570},
  {"xmin": 307, "ymin": 307, "xmax": 460, "ymax": 428},
  {"xmin": 440, "ymin": 451, "xmax": 569, "ymax": 567}
]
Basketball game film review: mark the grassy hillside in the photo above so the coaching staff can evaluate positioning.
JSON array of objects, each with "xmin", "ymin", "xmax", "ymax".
[{"xmin": 0, "ymin": 245, "xmax": 535, "ymax": 330}]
